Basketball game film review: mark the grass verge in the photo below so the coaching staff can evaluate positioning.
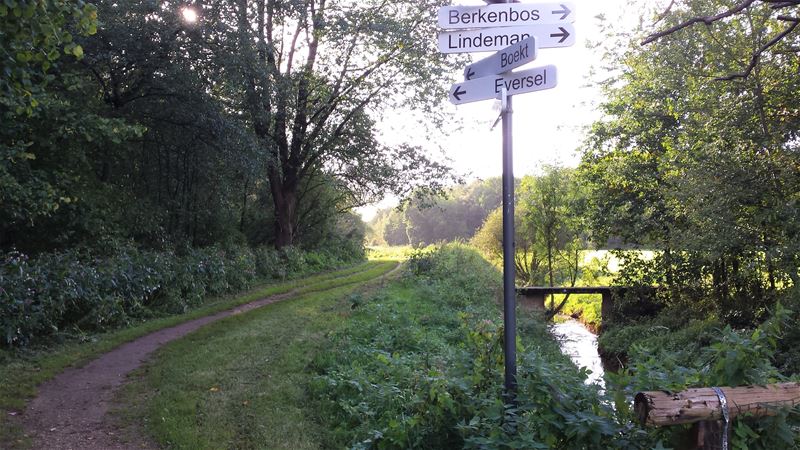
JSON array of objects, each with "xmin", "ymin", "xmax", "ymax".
[
  {"xmin": 118, "ymin": 261, "xmax": 400, "ymax": 449},
  {"xmin": 119, "ymin": 244, "xmax": 590, "ymax": 449},
  {"xmin": 0, "ymin": 260, "xmax": 395, "ymax": 448}
]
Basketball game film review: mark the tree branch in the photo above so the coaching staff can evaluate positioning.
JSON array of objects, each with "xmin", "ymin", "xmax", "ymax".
[
  {"xmin": 642, "ymin": 0, "xmax": 759, "ymax": 45},
  {"xmin": 642, "ymin": 0, "xmax": 800, "ymax": 81},
  {"xmin": 716, "ymin": 15, "xmax": 799, "ymax": 80}
]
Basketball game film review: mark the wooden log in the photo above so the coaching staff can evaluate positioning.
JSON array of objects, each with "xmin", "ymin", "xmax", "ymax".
[{"xmin": 635, "ymin": 383, "xmax": 800, "ymax": 426}]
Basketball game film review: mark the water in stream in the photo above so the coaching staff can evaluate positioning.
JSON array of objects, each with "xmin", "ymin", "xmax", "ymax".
[{"xmin": 552, "ymin": 319, "xmax": 605, "ymax": 387}]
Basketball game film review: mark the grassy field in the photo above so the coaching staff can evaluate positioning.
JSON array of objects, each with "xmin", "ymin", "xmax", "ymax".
[
  {"xmin": 365, "ymin": 245, "xmax": 415, "ymax": 261},
  {"xmin": 118, "ymin": 262, "xmax": 399, "ymax": 449},
  {"xmin": 0, "ymin": 260, "xmax": 394, "ymax": 448},
  {"xmin": 119, "ymin": 244, "xmax": 612, "ymax": 449}
]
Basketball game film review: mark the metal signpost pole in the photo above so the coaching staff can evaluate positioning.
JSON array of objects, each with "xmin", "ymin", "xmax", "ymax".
[
  {"xmin": 440, "ymin": 0, "xmax": 575, "ymax": 402},
  {"xmin": 501, "ymin": 84, "xmax": 516, "ymax": 398}
]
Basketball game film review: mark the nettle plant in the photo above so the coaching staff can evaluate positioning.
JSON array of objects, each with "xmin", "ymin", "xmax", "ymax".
[{"xmin": 611, "ymin": 304, "xmax": 800, "ymax": 449}]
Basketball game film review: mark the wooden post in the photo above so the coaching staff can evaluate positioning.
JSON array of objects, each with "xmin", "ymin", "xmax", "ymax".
[
  {"xmin": 637, "ymin": 383, "xmax": 800, "ymax": 450},
  {"xmin": 600, "ymin": 289, "xmax": 612, "ymax": 327},
  {"xmin": 635, "ymin": 383, "xmax": 800, "ymax": 426},
  {"xmin": 520, "ymin": 292, "xmax": 545, "ymax": 310}
]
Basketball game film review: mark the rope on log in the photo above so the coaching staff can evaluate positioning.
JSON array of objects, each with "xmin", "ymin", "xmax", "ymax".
[{"xmin": 635, "ymin": 382, "xmax": 800, "ymax": 426}]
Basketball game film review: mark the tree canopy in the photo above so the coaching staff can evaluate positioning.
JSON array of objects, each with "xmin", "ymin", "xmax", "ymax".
[
  {"xmin": 1, "ymin": 0, "xmax": 461, "ymax": 253},
  {"xmin": 581, "ymin": 0, "xmax": 800, "ymax": 324}
]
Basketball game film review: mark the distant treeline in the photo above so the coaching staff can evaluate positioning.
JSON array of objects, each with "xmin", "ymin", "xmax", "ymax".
[{"xmin": 367, "ymin": 178, "xmax": 502, "ymax": 247}]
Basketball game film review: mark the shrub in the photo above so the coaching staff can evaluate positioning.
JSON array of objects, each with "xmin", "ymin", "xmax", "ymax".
[
  {"xmin": 0, "ymin": 243, "xmax": 362, "ymax": 347},
  {"xmin": 312, "ymin": 244, "xmax": 653, "ymax": 449},
  {"xmin": 313, "ymin": 244, "xmax": 800, "ymax": 449}
]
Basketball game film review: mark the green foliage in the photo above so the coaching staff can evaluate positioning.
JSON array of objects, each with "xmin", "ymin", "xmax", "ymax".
[
  {"xmin": 0, "ymin": 260, "xmax": 397, "ymax": 450},
  {"xmin": 311, "ymin": 244, "xmax": 654, "ymax": 449},
  {"xmin": 365, "ymin": 245, "xmax": 415, "ymax": 261},
  {"xmin": 0, "ymin": 244, "xmax": 362, "ymax": 347},
  {"xmin": 581, "ymin": 0, "xmax": 800, "ymax": 329},
  {"xmin": 599, "ymin": 317, "xmax": 721, "ymax": 367},
  {"xmin": 311, "ymin": 244, "xmax": 800, "ymax": 449},
  {"xmin": 555, "ymin": 294, "xmax": 603, "ymax": 331},
  {"xmin": 608, "ymin": 305, "xmax": 800, "ymax": 449},
  {"xmin": 472, "ymin": 167, "xmax": 590, "ymax": 299},
  {"xmin": 0, "ymin": 0, "xmax": 97, "ymax": 115},
  {"xmin": 1, "ymin": 0, "xmax": 386, "ymax": 256}
]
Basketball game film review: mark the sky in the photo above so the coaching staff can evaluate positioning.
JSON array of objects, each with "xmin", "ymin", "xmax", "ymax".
[{"xmin": 358, "ymin": 0, "xmax": 645, "ymax": 220}]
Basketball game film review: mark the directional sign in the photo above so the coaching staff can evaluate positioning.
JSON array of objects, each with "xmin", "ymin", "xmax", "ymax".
[
  {"xmin": 464, "ymin": 36, "xmax": 537, "ymax": 81},
  {"xmin": 438, "ymin": 24, "xmax": 574, "ymax": 54},
  {"xmin": 449, "ymin": 65, "xmax": 557, "ymax": 105},
  {"xmin": 439, "ymin": 2, "xmax": 575, "ymax": 29}
]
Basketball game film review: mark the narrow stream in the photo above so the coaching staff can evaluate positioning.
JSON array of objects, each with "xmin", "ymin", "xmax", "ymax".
[{"xmin": 552, "ymin": 319, "xmax": 605, "ymax": 387}]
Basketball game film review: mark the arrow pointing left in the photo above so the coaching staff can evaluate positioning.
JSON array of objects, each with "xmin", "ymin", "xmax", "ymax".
[
  {"xmin": 449, "ymin": 65, "xmax": 557, "ymax": 105},
  {"xmin": 452, "ymin": 85, "xmax": 467, "ymax": 101},
  {"xmin": 465, "ymin": 67, "xmax": 476, "ymax": 80},
  {"xmin": 463, "ymin": 36, "xmax": 538, "ymax": 81}
]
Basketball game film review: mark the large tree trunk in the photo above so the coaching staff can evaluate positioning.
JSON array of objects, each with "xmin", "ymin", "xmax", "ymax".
[
  {"xmin": 267, "ymin": 156, "xmax": 300, "ymax": 248},
  {"xmin": 271, "ymin": 189, "xmax": 297, "ymax": 248}
]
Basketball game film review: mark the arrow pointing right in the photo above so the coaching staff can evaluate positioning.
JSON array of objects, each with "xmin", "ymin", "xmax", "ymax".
[
  {"xmin": 452, "ymin": 85, "xmax": 467, "ymax": 101},
  {"xmin": 550, "ymin": 26, "xmax": 570, "ymax": 44},
  {"xmin": 552, "ymin": 4, "xmax": 571, "ymax": 21}
]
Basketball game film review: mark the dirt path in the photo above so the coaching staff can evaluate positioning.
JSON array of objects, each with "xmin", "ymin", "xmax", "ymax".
[{"xmin": 22, "ymin": 263, "xmax": 401, "ymax": 450}]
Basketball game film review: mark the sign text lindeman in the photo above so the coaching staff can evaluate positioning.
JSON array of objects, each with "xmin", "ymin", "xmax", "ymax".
[
  {"xmin": 438, "ymin": 25, "xmax": 574, "ymax": 54},
  {"xmin": 444, "ymin": 29, "xmax": 530, "ymax": 54}
]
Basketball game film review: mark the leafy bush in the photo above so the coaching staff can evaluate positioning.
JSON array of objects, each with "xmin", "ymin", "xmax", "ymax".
[
  {"xmin": 311, "ymin": 244, "xmax": 800, "ymax": 449},
  {"xmin": 555, "ymin": 293, "xmax": 603, "ymax": 331},
  {"xmin": 0, "ymin": 243, "xmax": 362, "ymax": 347},
  {"xmin": 311, "ymin": 244, "xmax": 653, "ymax": 449},
  {"xmin": 609, "ymin": 305, "xmax": 800, "ymax": 449}
]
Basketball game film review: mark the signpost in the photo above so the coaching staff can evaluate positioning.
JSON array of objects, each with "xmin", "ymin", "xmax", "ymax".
[
  {"xmin": 438, "ymin": 24, "xmax": 574, "ymax": 53},
  {"xmin": 438, "ymin": 2, "xmax": 575, "ymax": 28},
  {"xmin": 438, "ymin": 0, "xmax": 575, "ymax": 400},
  {"xmin": 464, "ymin": 35, "xmax": 537, "ymax": 80},
  {"xmin": 450, "ymin": 65, "xmax": 557, "ymax": 105}
]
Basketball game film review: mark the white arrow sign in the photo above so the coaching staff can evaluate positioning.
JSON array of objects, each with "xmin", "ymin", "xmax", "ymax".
[
  {"xmin": 439, "ymin": 2, "xmax": 575, "ymax": 29},
  {"xmin": 464, "ymin": 36, "xmax": 537, "ymax": 81},
  {"xmin": 450, "ymin": 65, "xmax": 557, "ymax": 105},
  {"xmin": 438, "ymin": 25, "xmax": 574, "ymax": 54}
]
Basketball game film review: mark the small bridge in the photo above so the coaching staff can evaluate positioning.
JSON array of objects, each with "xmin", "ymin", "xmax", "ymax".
[
  {"xmin": 517, "ymin": 285, "xmax": 659, "ymax": 327},
  {"xmin": 516, "ymin": 286, "xmax": 617, "ymax": 321}
]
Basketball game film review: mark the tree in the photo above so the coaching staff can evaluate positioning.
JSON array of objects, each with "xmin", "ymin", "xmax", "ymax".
[
  {"xmin": 0, "ymin": 0, "xmax": 96, "ymax": 114},
  {"xmin": 582, "ymin": 0, "xmax": 800, "ymax": 324},
  {"xmin": 472, "ymin": 207, "xmax": 546, "ymax": 285},
  {"xmin": 642, "ymin": 0, "xmax": 799, "ymax": 80},
  {"xmin": 518, "ymin": 168, "xmax": 588, "ymax": 314},
  {"xmin": 196, "ymin": 0, "xmax": 461, "ymax": 247},
  {"xmin": 471, "ymin": 169, "xmax": 587, "ymax": 292},
  {"xmin": 0, "ymin": 0, "xmax": 128, "ymax": 251}
]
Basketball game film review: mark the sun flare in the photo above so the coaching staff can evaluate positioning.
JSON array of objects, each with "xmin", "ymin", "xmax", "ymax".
[{"xmin": 181, "ymin": 7, "xmax": 198, "ymax": 23}]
